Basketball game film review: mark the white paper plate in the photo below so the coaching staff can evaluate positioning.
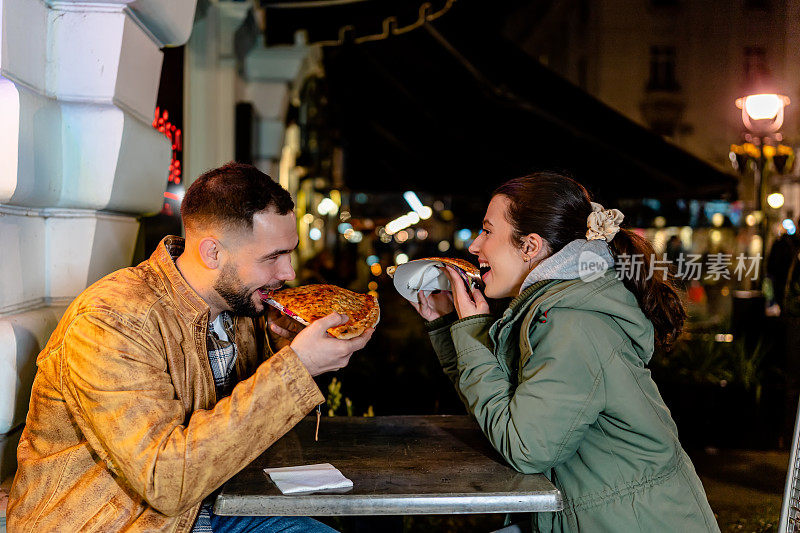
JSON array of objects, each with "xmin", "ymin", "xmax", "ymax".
[{"xmin": 391, "ymin": 260, "xmax": 463, "ymax": 303}]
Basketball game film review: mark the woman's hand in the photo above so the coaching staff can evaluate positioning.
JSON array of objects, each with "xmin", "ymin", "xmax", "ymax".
[
  {"xmin": 442, "ymin": 265, "xmax": 490, "ymax": 319},
  {"xmin": 410, "ymin": 290, "xmax": 455, "ymax": 322}
]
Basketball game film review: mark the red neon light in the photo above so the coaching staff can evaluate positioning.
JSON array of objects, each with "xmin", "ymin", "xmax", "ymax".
[{"xmin": 153, "ymin": 106, "xmax": 183, "ymax": 189}]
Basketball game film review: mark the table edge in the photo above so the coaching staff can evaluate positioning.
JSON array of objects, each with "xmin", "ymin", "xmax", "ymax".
[{"xmin": 214, "ymin": 490, "xmax": 564, "ymax": 516}]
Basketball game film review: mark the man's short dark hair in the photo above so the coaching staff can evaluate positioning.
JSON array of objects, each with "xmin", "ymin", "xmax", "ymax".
[{"xmin": 181, "ymin": 162, "xmax": 294, "ymax": 232}]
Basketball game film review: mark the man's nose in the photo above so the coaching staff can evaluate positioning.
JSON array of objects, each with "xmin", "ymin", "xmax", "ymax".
[{"xmin": 281, "ymin": 263, "xmax": 296, "ymax": 281}]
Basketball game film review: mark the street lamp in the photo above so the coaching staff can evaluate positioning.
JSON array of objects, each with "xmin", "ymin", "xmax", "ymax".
[
  {"xmin": 735, "ymin": 93, "xmax": 790, "ymax": 134},
  {"xmin": 730, "ymin": 89, "xmax": 792, "ymax": 282}
]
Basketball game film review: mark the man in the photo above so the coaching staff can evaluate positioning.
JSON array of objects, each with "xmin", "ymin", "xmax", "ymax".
[
  {"xmin": 767, "ymin": 220, "xmax": 800, "ymax": 313},
  {"xmin": 8, "ymin": 162, "xmax": 373, "ymax": 532}
]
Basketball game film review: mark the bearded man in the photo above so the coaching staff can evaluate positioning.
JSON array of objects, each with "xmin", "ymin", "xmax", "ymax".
[{"xmin": 8, "ymin": 162, "xmax": 373, "ymax": 532}]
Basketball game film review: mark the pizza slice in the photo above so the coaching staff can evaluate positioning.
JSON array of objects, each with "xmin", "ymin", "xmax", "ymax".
[
  {"xmin": 265, "ymin": 284, "xmax": 380, "ymax": 339},
  {"xmin": 387, "ymin": 257, "xmax": 483, "ymax": 290}
]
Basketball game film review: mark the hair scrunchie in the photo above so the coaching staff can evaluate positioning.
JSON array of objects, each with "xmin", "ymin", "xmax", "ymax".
[{"xmin": 586, "ymin": 201, "xmax": 624, "ymax": 242}]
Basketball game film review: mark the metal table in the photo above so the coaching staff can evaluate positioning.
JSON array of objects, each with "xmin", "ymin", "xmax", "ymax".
[{"xmin": 214, "ymin": 415, "xmax": 563, "ymax": 516}]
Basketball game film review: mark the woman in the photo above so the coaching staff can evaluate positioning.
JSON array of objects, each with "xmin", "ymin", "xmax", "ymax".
[{"xmin": 411, "ymin": 173, "xmax": 718, "ymax": 532}]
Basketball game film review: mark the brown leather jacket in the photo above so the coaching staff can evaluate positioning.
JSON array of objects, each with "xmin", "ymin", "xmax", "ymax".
[{"xmin": 8, "ymin": 237, "xmax": 324, "ymax": 532}]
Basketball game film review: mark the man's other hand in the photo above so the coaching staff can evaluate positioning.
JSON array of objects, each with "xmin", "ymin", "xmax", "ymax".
[
  {"xmin": 290, "ymin": 313, "xmax": 374, "ymax": 376},
  {"xmin": 266, "ymin": 306, "xmax": 304, "ymax": 351}
]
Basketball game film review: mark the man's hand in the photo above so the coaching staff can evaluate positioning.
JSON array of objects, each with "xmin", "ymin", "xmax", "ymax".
[
  {"xmin": 266, "ymin": 306, "xmax": 304, "ymax": 351},
  {"xmin": 290, "ymin": 313, "xmax": 374, "ymax": 376},
  {"xmin": 410, "ymin": 290, "xmax": 455, "ymax": 321},
  {"xmin": 442, "ymin": 265, "xmax": 490, "ymax": 319}
]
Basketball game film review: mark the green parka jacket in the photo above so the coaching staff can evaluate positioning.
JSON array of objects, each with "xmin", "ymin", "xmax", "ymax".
[{"xmin": 426, "ymin": 270, "xmax": 719, "ymax": 532}]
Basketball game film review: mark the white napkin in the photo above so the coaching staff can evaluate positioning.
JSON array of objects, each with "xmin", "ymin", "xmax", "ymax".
[{"xmin": 264, "ymin": 463, "xmax": 353, "ymax": 495}]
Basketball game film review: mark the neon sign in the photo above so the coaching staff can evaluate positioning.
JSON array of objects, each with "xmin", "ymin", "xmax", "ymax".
[{"xmin": 153, "ymin": 107, "xmax": 183, "ymax": 213}]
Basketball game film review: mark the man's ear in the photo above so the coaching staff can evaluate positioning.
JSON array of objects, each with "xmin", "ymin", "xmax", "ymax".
[{"xmin": 198, "ymin": 237, "xmax": 222, "ymax": 269}]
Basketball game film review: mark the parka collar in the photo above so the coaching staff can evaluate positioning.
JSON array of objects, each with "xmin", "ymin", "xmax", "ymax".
[
  {"xmin": 498, "ymin": 279, "xmax": 564, "ymax": 325},
  {"xmin": 150, "ymin": 236, "xmax": 211, "ymax": 324},
  {"xmin": 496, "ymin": 270, "xmax": 617, "ymax": 328}
]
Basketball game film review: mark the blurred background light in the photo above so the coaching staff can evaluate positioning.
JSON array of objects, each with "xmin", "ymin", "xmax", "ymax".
[
  {"xmin": 403, "ymin": 191, "xmax": 424, "ymax": 212},
  {"xmin": 768, "ymin": 192, "xmax": 785, "ymax": 209},
  {"xmin": 317, "ymin": 197, "xmax": 338, "ymax": 216}
]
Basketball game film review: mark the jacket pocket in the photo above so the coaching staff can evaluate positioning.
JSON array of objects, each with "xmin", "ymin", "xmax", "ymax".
[{"xmin": 80, "ymin": 500, "xmax": 119, "ymax": 533}]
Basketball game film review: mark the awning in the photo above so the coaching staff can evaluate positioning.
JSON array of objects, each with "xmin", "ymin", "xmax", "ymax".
[
  {"xmin": 262, "ymin": 0, "xmax": 454, "ymax": 46},
  {"xmin": 310, "ymin": 2, "xmax": 738, "ymax": 201}
]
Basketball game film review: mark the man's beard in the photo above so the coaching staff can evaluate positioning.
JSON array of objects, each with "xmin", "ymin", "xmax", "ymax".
[{"xmin": 214, "ymin": 263, "xmax": 282, "ymax": 318}]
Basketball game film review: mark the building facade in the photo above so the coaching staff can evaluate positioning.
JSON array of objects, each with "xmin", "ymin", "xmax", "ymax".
[{"xmin": 505, "ymin": 0, "xmax": 800, "ymax": 193}]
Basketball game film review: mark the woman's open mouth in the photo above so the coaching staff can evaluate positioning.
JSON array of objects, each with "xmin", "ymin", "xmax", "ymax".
[{"xmin": 479, "ymin": 262, "xmax": 491, "ymax": 280}]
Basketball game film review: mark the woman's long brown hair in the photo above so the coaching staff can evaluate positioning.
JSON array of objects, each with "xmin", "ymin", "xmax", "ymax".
[{"xmin": 494, "ymin": 172, "xmax": 686, "ymax": 350}]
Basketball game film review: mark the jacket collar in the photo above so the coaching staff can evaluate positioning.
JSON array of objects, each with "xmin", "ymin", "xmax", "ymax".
[
  {"xmin": 500, "ymin": 270, "xmax": 622, "ymax": 326},
  {"xmin": 150, "ymin": 236, "xmax": 211, "ymax": 324}
]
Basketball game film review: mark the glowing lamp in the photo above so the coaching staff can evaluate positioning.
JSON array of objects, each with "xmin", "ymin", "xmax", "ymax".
[{"xmin": 736, "ymin": 93, "xmax": 790, "ymax": 133}]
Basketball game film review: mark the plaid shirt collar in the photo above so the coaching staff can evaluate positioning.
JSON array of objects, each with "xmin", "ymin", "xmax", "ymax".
[{"xmin": 207, "ymin": 311, "xmax": 238, "ymax": 399}]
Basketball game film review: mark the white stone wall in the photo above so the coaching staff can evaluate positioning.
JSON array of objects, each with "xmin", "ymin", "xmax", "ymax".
[{"xmin": 0, "ymin": 0, "xmax": 197, "ymax": 481}]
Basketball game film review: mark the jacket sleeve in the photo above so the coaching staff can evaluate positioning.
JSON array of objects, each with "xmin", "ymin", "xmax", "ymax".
[
  {"xmin": 61, "ymin": 311, "xmax": 324, "ymax": 516},
  {"xmin": 425, "ymin": 312, "xmax": 460, "ymax": 385},
  {"xmin": 450, "ymin": 308, "xmax": 606, "ymax": 474}
]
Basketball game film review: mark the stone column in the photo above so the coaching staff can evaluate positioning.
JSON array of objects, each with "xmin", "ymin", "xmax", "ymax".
[
  {"xmin": 0, "ymin": 0, "xmax": 197, "ymax": 481},
  {"xmin": 183, "ymin": 0, "xmax": 251, "ymax": 188},
  {"xmin": 182, "ymin": 1, "xmax": 323, "ymax": 193},
  {"xmin": 242, "ymin": 38, "xmax": 322, "ymax": 183}
]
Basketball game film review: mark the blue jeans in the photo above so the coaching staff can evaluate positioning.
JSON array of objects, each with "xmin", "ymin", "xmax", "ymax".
[{"xmin": 209, "ymin": 511, "xmax": 338, "ymax": 533}]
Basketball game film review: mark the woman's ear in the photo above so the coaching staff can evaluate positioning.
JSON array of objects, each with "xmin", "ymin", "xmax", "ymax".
[{"xmin": 522, "ymin": 233, "xmax": 547, "ymax": 262}]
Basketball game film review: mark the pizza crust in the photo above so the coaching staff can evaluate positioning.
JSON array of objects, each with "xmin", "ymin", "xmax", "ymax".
[{"xmin": 419, "ymin": 257, "xmax": 480, "ymax": 277}]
